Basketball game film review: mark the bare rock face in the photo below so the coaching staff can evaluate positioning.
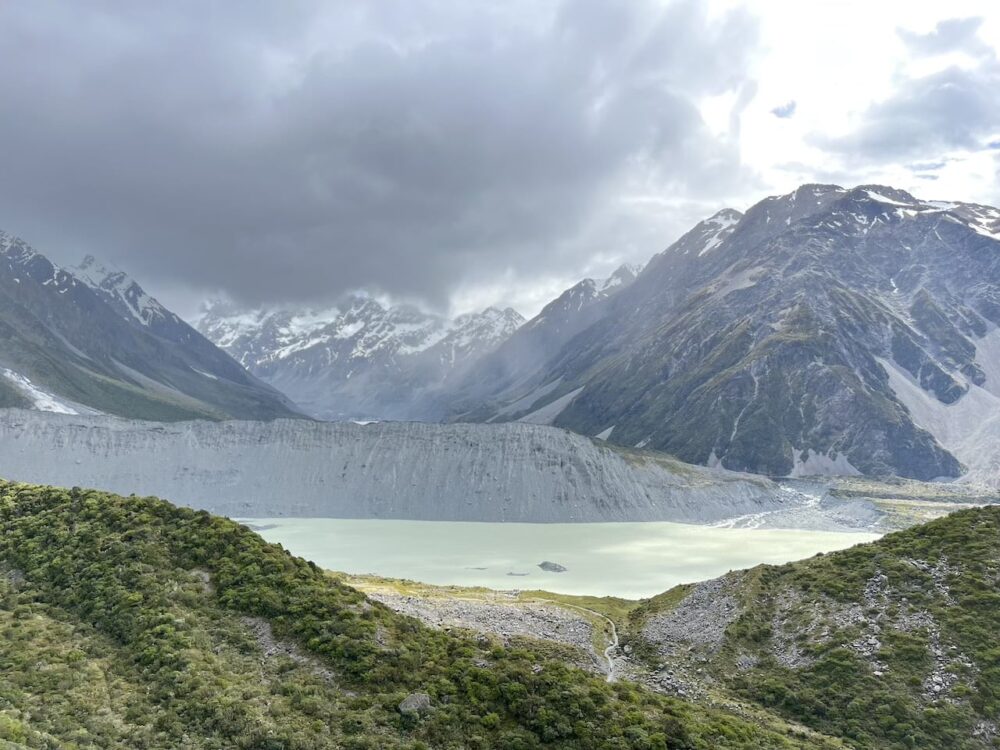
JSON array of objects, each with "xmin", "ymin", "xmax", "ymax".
[{"xmin": 398, "ymin": 693, "xmax": 432, "ymax": 716}]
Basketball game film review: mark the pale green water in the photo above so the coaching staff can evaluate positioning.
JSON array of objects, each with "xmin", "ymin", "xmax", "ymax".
[{"xmin": 243, "ymin": 519, "xmax": 880, "ymax": 599}]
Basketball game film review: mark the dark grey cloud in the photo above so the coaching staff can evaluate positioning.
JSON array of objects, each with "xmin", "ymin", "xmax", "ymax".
[
  {"xmin": 0, "ymin": 0, "xmax": 759, "ymax": 310},
  {"xmin": 770, "ymin": 101, "xmax": 796, "ymax": 119},
  {"xmin": 812, "ymin": 16, "xmax": 999, "ymax": 164}
]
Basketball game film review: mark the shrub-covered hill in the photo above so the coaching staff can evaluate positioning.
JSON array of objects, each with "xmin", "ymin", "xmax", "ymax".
[
  {"xmin": 629, "ymin": 505, "xmax": 1000, "ymax": 750},
  {"xmin": 0, "ymin": 480, "xmax": 837, "ymax": 750}
]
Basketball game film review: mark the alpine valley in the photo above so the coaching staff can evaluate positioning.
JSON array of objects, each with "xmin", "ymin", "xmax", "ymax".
[
  {"xmin": 2, "ymin": 184, "xmax": 1000, "ymax": 750},
  {"xmin": 198, "ymin": 184, "xmax": 1000, "ymax": 486},
  {"xmin": 8, "ymin": 5, "xmax": 1000, "ymax": 748}
]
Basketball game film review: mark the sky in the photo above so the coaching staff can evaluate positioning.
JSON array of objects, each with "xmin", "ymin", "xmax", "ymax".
[{"xmin": 0, "ymin": 0, "xmax": 998, "ymax": 320}]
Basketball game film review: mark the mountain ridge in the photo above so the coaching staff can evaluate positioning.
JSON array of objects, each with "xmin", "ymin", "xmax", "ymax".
[
  {"xmin": 454, "ymin": 184, "xmax": 1000, "ymax": 482},
  {"xmin": 0, "ymin": 230, "xmax": 300, "ymax": 421},
  {"xmin": 197, "ymin": 293, "xmax": 526, "ymax": 420}
]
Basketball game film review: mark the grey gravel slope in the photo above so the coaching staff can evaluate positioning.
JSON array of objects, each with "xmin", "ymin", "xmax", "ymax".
[{"xmin": 0, "ymin": 409, "xmax": 791, "ymax": 523}]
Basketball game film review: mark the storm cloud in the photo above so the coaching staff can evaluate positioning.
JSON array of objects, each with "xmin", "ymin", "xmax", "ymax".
[{"xmin": 0, "ymin": 0, "xmax": 759, "ymax": 310}]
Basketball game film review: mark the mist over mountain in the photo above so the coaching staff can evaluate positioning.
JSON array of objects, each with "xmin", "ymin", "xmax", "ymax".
[
  {"xmin": 197, "ymin": 297, "xmax": 525, "ymax": 420},
  {"xmin": 8, "ymin": 181, "xmax": 997, "ymax": 485},
  {"xmin": 191, "ymin": 182, "xmax": 1000, "ymax": 484}
]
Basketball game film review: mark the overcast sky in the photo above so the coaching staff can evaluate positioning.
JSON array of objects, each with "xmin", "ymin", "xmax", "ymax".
[{"xmin": 1, "ymin": 1, "xmax": 998, "ymax": 319}]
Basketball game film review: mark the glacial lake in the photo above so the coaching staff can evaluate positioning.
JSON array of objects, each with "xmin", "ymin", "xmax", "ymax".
[{"xmin": 243, "ymin": 519, "xmax": 880, "ymax": 599}]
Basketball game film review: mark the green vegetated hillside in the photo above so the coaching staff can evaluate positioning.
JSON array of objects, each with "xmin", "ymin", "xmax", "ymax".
[
  {"xmin": 628, "ymin": 506, "xmax": 1000, "ymax": 749},
  {"xmin": 0, "ymin": 480, "xmax": 837, "ymax": 750}
]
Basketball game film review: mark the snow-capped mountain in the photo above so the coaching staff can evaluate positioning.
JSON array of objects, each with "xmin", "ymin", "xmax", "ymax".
[
  {"xmin": 0, "ymin": 231, "xmax": 299, "ymax": 420},
  {"xmin": 452, "ymin": 185, "xmax": 1000, "ymax": 482},
  {"xmin": 71, "ymin": 254, "xmax": 177, "ymax": 328},
  {"xmin": 197, "ymin": 296, "xmax": 524, "ymax": 420}
]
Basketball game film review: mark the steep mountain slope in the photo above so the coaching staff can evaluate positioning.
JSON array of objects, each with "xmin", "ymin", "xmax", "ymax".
[
  {"xmin": 0, "ymin": 409, "xmax": 800, "ymax": 524},
  {"xmin": 198, "ymin": 296, "xmax": 524, "ymax": 420},
  {"xmin": 0, "ymin": 232, "xmax": 299, "ymax": 420},
  {"xmin": 449, "ymin": 264, "xmax": 642, "ymax": 416},
  {"xmin": 628, "ymin": 505, "xmax": 1000, "ymax": 749},
  {"xmin": 0, "ymin": 480, "xmax": 841, "ymax": 749},
  {"xmin": 459, "ymin": 185, "xmax": 1000, "ymax": 481}
]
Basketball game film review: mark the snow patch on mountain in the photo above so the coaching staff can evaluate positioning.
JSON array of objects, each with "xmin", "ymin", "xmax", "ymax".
[
  {"xmin": 71, "ymin": 255, "xmax": 175, "ymax": 327},
  {"xmin": 518, "ymin": 386, "xmax": 584, "ymax": 425},
  {"xmin": 1, "ymin": 369, "xmax": 79, "ymax": 414},
  {"xmin": 697, "ymin": 209, "xmax": 742, "ymax": 256},
  {"xmin": 598, "ymin": 263, "xmax": 643, "ymax": 291},
  {"xmin": 864, "ymin": 189, "xmax": 912, "ymax": 207}
]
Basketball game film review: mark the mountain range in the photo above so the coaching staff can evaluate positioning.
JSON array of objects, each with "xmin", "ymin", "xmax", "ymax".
[
  {"xmin": 448, "ymin": 185, "xmax": 1000, "ymax": 483},
  {"xmin": 197, "ymin": 296, "xmax": 524, "ymax": 420},
  {"xmin": 4, "ymin": 182, "xmax": 999, "ymax": 484},
  {"xmin": 195, "ymin": 183, "xmax": 1000, "ymax": 484},
  {"xmin": 0, "ymin": 233, "xmax": 298, "ymax": 420},
  {"xmin": 196, "ymin": 264, "xmax": 643, "ymax": 422}
]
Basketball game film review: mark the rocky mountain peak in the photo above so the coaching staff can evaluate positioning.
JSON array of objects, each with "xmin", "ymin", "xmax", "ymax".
[
  {"xmin": 454, "ymin": 183, "xmax": 1000, "ymax": 483},
  {"xmin": 454, "ymin": 305, "xmax": 525, "ymax": 329},
  {"xmin": 0, "ymin": 230, "xmax": 298, "ymax": 420},
  {"xmin": 70, "ymin": 253, "xmax": 175, "ymax": 328},
  {"xmin": 0, "ymin": 230, "xmax": 37, "ymax": 263},
  {"xmin": 602, "ymin": 262, "xmax": 643, "ymax": 290},
  {"xmin": 197, "ymin": 295, "xmax": 526, "ymax": 420}
]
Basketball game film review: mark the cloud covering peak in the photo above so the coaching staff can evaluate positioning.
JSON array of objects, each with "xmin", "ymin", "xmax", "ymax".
[{"xmin": 0, "ymin": 0, "xmax": 758, "ymax": 310}]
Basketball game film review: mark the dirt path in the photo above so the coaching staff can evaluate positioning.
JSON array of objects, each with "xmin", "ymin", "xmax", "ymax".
[{"xmin": 544, "ymin": 600, "xmax": 620, "ymax": 681}]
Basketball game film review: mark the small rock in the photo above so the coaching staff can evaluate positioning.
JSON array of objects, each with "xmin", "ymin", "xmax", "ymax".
[
  {"xmin": 538, "ymin": 561, "xmax": 567, "ymax": 573},
  {"xmin": 399, "ymin": 693, "xmax": 433, "ymax": 716}
]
